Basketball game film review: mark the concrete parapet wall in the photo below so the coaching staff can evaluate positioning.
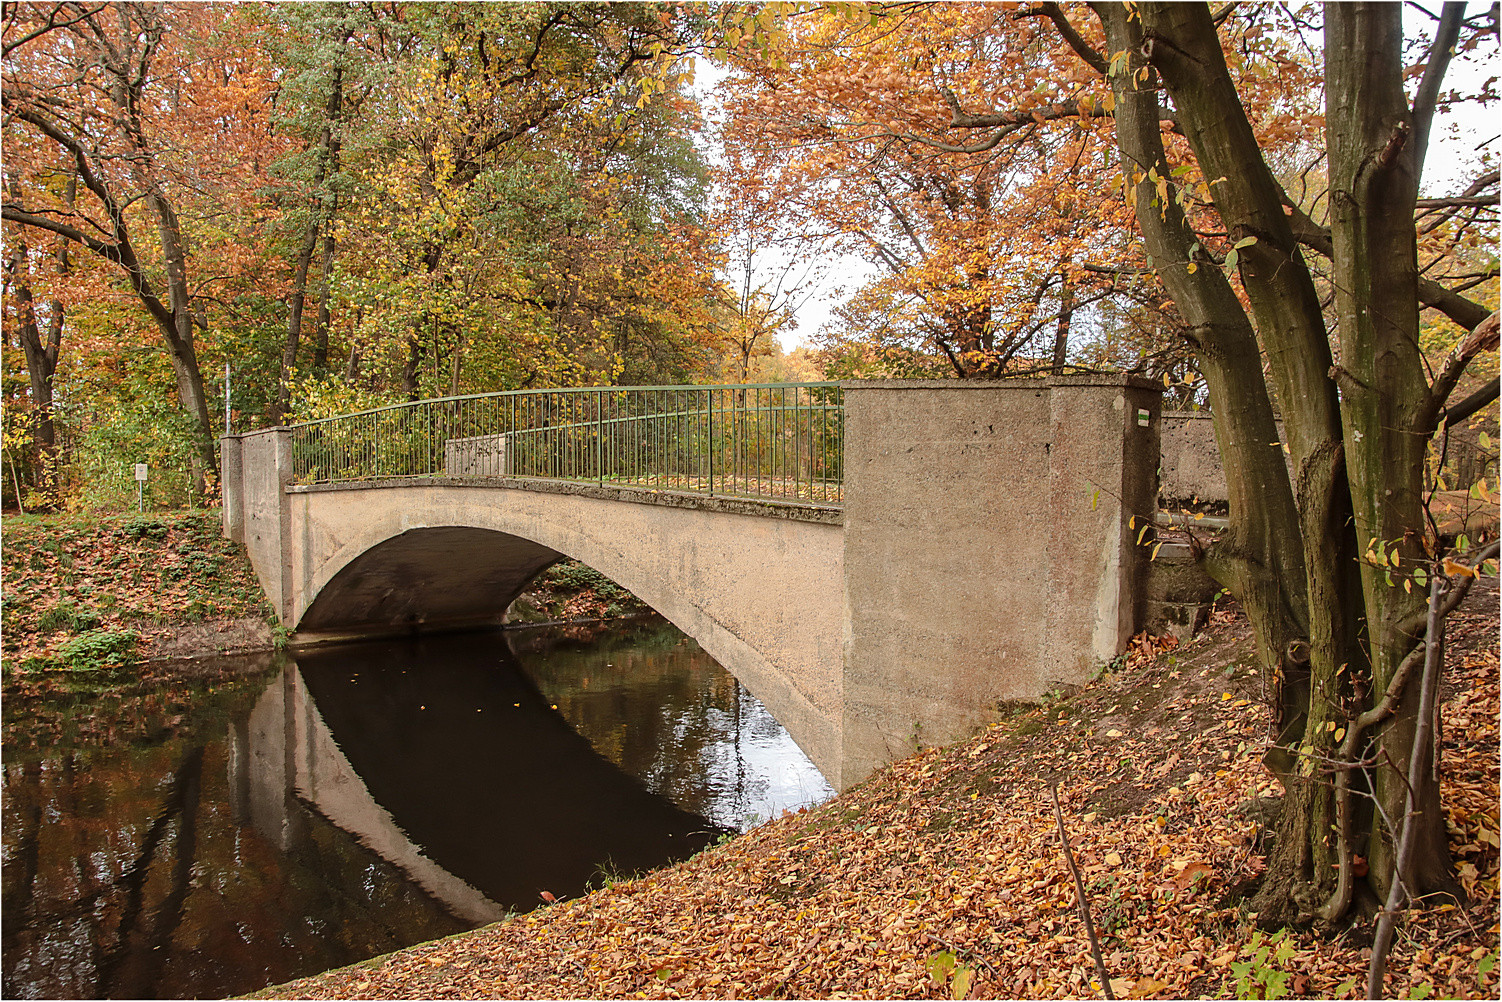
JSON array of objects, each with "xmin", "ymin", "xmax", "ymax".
[{"xmin": 838, "ymin": 377, "xmax": 1161, "ymax": 783}]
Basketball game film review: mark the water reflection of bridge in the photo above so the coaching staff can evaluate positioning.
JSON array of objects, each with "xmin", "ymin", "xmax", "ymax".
[
  {"xmin": 231, "ymin": 663, "xmax": 506, "ymax": 924},
  {"xmin": 229, "ymin": 634, "xmax": 721, "ymax": 918}
]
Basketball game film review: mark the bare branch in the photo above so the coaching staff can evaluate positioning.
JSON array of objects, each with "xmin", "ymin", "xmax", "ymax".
[
  {"xmin": 1049, "ymin": 783, "xmax": 1115, "ymax": 1001},
  {"xmin": 1412, "ymin": 3, "xmax": 1466, "ymax": 174},
  {"xmin": 1414, "ymin": 311, "xmax": 1501, "ymax": 438},
  {"xmin": 1280, "ymin": 191, "xmax": 1492, "ymax": 330},
  {"xmin": 1015, "ymin": 3, "xmax": 1109, "ymax": 75},
  {"xmin": 1443, "ymin": 377, "xmax": 1500, "ymax": 426}
]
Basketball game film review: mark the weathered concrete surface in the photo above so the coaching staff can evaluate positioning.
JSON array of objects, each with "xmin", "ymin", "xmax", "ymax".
[
  {"xmin": 838, "ymin": 377, "xmax": 1160, "ymax": 782},
  {"xmin": 223, "ymin": 378, "xmax": 1163, "ymax": 791},
  {"xmin": 1160, "ymin": 410, "xmax": 1298, "ymax": 506},
  {"xmin": 1159, "ymin": 411, "xmax": 1229, "ymax": 506}
]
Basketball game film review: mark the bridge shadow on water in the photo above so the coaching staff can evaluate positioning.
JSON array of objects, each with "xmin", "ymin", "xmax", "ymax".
[{"xmin": 288, "ymin": 628, "xmax": 728, "ymax": 913}]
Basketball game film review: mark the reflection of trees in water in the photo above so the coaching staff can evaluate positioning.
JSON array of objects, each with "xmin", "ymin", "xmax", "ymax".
[
  {"xmin": 514, "ymin": 620, "xmax": 789, "ymax": 829},
  {"xmin": 1, "ymin": 684, "xmax": 467, "ymax": 1001}
]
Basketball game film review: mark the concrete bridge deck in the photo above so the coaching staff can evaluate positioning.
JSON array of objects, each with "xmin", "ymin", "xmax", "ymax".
[{"xmin": 222, "ymin": 377, "xmax": 1163, "ymax": 790}]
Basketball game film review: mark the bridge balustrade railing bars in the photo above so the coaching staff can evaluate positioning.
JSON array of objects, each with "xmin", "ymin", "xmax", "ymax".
[{"xmin": 288, "ymin": 383, "xmax": 844, "ymax": 506}]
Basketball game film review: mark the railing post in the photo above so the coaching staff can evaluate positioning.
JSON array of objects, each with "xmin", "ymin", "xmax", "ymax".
[
  {"xmin": 706, "ymin": 386, "xmax": 715, "ymax": 497},
  {"xmin": 596, "ymin": 389, "xmax": 604, "ymax": 486}
]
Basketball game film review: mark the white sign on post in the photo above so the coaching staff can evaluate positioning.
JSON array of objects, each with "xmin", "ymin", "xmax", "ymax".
[
  {"xmin": 134, "ymin": 463, "xmax": 147, "ymax": 512},
  {"xmin": 134, "ymin": 464, "xmax": 149, "ymax": 482}
]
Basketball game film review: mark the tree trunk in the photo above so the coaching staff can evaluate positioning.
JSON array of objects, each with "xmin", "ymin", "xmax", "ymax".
[
  {"xmin": 274, "ymin": 223, "xmax": 321, "ymax": 423},
  {"xmin": 145, "ymin": 190, "xmax": 216, "ymax": 478},
  {"xmin": 275, "ymin": 60, "xmax": 346, "ymax": 417},
  {"xmin": 2, "ymin": 177, "xmax": 65, "ymax": 479},
  {"xmin": 312, "ymin": 218, "xmax": 337, "ymax": 373},
  {"xmin": 402, "ymin": 335, "xmax": 424, "ymax": 400},
  {"xmin": 1052, "ymin": 271, "xmax": 1072, "ymax": 372},
  {"xmin": 1094, "ymin": 0, "xmax": 1341, "ymax": 922},
  {"xmin": 4, "ymin": 239, "xmax": 58, "ymax": 453},
  {"xmin": 1324, "ymin": 2, "xmax": 1448, "ymax": 900}
]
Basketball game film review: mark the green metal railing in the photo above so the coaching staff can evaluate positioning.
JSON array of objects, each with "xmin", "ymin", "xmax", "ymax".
[{"xmin": 289, "ymin": 383, "xmax": 844, "ymax": 506}]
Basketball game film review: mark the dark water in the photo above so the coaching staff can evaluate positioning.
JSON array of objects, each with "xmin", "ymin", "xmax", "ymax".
[{"xmin": 1, "ymin": 619, "xmax": 832, "ymax": 1000}]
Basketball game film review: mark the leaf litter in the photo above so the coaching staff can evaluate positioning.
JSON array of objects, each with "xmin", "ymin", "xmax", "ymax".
[{"xmin": 259, "ymin": 594, "xmax": 1500, "ymax": 1001}]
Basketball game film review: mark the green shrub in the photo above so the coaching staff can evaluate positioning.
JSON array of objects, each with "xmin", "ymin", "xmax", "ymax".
[
  {"xmin": 56, "ymin": 629, "xmax": 139, "ymax": 673},
  {"xmin": 545, "ymin": 560, "xmax": 630, "ymax": 600}
]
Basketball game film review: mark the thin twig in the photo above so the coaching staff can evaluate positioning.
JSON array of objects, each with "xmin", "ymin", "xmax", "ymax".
[
  {"xmin": 923, "ymin": 931, "xmax": 1000, "ymax": 976},
  {"xmin": 1049, "ymin": 781, "xmax": 1115, "ymax": 1000},
  {"xmin": 770, "ymin": 960, "xmax": 812, "ymax": 997},
  {"xmin": 1367, "ymin": 567, "xmax": 1447, "ymax": 999}
]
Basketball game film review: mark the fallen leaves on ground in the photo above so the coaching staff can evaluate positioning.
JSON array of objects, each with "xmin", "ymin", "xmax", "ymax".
[{"xmin": 263, "ymin": 594, "xmax": 1501, "ymax": 1001}]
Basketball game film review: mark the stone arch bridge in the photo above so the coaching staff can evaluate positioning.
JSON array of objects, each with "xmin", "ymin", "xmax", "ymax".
[{"xmin": 222, "ymin": 377, "xmax": 1162, "ymax": 790}]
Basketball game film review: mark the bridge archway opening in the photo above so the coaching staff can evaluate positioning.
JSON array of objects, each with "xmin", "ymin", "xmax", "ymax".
[
  {"xmin": 297, "ymin": 526, "xmax": 564, "ymax": 637},
  {"xmin": 294, "ymin": 523, "xmax": 826, "ymax": 781}
]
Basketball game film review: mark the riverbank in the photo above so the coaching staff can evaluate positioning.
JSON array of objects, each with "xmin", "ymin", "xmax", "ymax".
[
  {"xmin": 2, "ymin": 511, "xmax": 279, "ymax": 687},
  {"xmin": 1, "ymin": 509, "xmax": 652, "ymax": 697},
  {"xmin": 1, "ymin": 510, "xmax": 653, "ymax": 753},
  {"xmin": 261, "ymin": 592, "xmax": 1500, "ymax": 1001}
]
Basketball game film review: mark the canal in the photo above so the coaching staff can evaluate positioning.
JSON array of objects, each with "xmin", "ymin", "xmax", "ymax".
[{"xmin": 1, "ymin": 618, "xmax": 833, "ymax": 1000}]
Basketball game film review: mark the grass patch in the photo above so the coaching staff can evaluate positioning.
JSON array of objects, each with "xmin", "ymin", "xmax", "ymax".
[{"xmin": 56, "ymin": 629, "xmax": 140, "ymax": 673}]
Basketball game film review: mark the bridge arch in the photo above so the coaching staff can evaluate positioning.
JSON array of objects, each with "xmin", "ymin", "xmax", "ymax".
[{"xmin": 284, "ymin": 481, "xmax": 847, "ymax": 784}]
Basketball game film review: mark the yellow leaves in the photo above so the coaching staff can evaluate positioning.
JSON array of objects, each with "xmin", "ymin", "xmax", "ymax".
[{"xmin": 1443, "ymin": 556, "xmax": 1479, "ymax": 578}]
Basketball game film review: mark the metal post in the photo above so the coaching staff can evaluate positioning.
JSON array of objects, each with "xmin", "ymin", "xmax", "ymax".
[{"xmin": 706, "ymin": 387, "xmax": 714, "ymax": 497}]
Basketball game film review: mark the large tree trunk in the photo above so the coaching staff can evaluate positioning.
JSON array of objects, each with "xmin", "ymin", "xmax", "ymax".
[
  {"xmin": 1094, "ymin": 2, "xmax": 1309, "ymax": 662},
  {"xmin": 4, "ymin": 238, "xmax": 59, "ymax": 457},
  {"xmin": 274, "ymin": 224, "xmax": 321, "ymax": 423},
  {"xmin": 2, "ymin": 178, "xmax": 65, "ymax": 474},
  {"xmin": 145, "ymin": 191, "xmax": 217, "ymax": 480},
  {"xmin": 1052, "ymin": 271, "xmax": 1072, "ymax": 372},
  {"xmin": 1094, "ymin": 1, "xmax": 1363, "ymax": 924},
  {"xmin": 1324, "ymin": 2, "xmax": 1448, "ymax": 901},
  {"xmin": 275, "ymin": 60, "xmax": 346, "ymax": 414},
  {"xmin": 312, "ymin": 217, "xmax": 337, "ymax": 373},
  {"xmin": 1088, "ymin": 0, "xmax": 1461, "ymax": 924}
]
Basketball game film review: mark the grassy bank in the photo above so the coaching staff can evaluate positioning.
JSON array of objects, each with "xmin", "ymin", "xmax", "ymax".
[
  {"xmin": 261, "ymin": 596, "xmax": 1500, "ymax": 1001},
  {"xmin": 2, "ymin": 510, "xmax": 278, "ymax": 682}
]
